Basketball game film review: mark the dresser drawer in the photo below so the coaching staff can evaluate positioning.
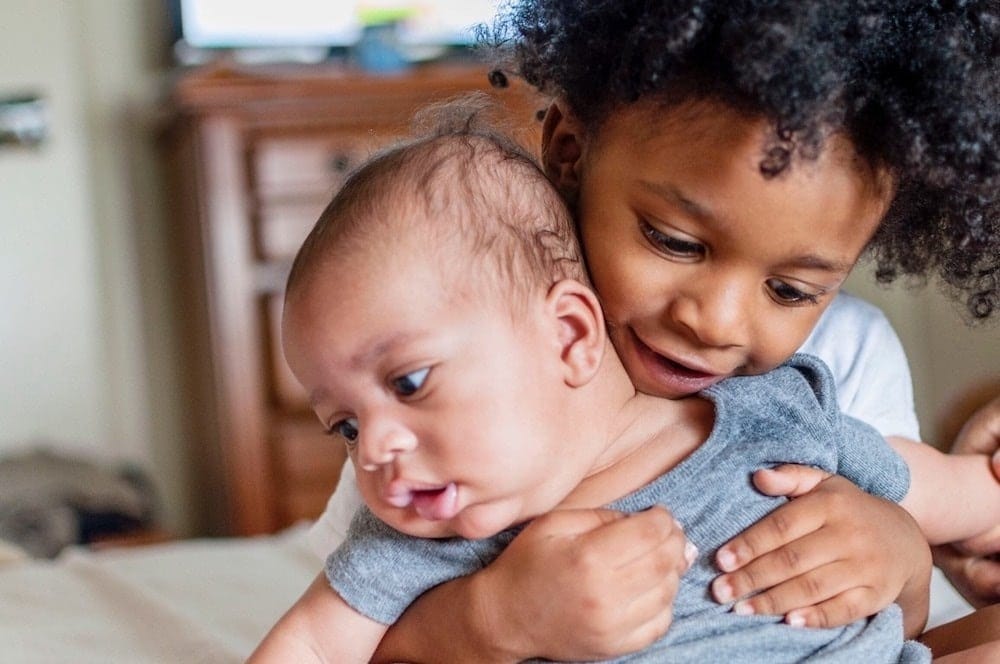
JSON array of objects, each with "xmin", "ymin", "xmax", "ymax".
[
  {"xmin": 250, "ymin": 132, "xmax": 402, "ymax": 260},
  {"xmin": 251, "ymin": 133, "xmax": 386, "ymax": 199},
  {"xmin": 271, "ymin": 417, "xmax": 348, "ymax": 527}
]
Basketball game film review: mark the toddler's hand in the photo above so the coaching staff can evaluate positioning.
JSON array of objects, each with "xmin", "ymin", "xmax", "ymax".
[
  {"xmin": 710, "ymin": 465, "xmax": 931, "ymax": 633},
  {"xmin": 482, "ymin": 506, "xmax": 693, "ymax": 662}
]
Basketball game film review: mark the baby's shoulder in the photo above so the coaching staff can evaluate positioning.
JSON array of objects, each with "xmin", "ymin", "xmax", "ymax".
[{"xmin": 709, "ymin": 354, "xmax": 840, "ymax": 425}]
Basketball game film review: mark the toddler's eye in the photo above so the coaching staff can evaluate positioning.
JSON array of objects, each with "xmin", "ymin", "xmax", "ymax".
[
  {"xmin": 327, "ymin": 417, "xmax": 360, "ymax": 446},
  {"xmin": 640, "ymin": 221, "xmax": 705, "ymax": 258},
  {"xmin": 392, "ymin": 367, "xmax": 430, "ymax": 397},
  {"xmin": 766, "ymin": 278, "xmax": 821, "ymax": 306}
]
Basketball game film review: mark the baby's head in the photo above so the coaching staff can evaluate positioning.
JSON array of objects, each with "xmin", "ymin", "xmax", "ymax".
[
  {"xmin": 282, "ymin": 123, "xmax": 618, "ymax": 539},
  {"xmin": 490, "ymin": 0, "xmax": 999, "ymax": 397}
]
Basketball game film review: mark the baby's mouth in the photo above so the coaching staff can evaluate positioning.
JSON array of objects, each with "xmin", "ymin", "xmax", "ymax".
[{"xmin": 385, "ymin": 482, "xmax": 459, "ymax": 521}]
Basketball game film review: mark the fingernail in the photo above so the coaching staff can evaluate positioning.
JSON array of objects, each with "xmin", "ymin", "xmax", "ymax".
[
  {"xmin": 684, "ymin": 541, "xmax": 699, "ymax": 566},
  {"xmin": 787, "ymin": 612, "xmax": 806, "ymax": 628},
  {"xmin": 734, "ymin": 601, "xmax": 754, "ymax": 616},
  {"xmin": 717, "ymin": 548, "xmax": 737, "ymax": 571},
  {"xmin": 713, "ymin": 578, "xmax": 733, "ymax": 602}
]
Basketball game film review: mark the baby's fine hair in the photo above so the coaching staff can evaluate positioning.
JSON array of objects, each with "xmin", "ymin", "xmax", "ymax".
[
  {"xmin": 286, "ymin": 97, "xmax": 584, "ymax": 309},
  {"xmin": 489, "ymin": 0, "xmax": 1000, "ymax": 319}
]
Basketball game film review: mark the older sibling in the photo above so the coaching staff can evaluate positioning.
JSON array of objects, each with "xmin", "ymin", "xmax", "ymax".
[{"xmin": 252, "ymin": 126, "xmax": 1000, "ymax": 662}]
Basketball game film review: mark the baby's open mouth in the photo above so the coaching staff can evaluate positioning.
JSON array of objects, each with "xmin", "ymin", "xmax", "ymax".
[{"xmin": 386, "ymin": 482, "xmax": 459, "ymax": 520}]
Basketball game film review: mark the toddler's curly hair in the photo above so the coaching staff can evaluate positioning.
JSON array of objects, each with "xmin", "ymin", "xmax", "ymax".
[{"xmin": 489, "ymin": 0, "xmax": 1000, "ymax": 320}]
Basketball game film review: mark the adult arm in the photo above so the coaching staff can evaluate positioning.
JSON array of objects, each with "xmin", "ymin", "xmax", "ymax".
[
  {"xmin": 373, "ymin": 507, "xmax": 691, "ymax": 663},
  {"xmin": 933, "ymin": 393, "xmax": 1000, "ymax": 607}
]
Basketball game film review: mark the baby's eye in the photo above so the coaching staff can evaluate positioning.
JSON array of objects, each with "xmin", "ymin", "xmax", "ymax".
[
  {"xmin": 766, "ymin": 278, "xmax": 821, "ymax": 306},
  {"xmin": 640, "ymin": 221, "xmax": 706, "ymax": 258},
  {"xmin": 327, "ymin": 417, "xmax": 360, "ymax": 446},
  {"xmin": 391, "ymin": 367, "xmax": 430, "ymax": 397}
]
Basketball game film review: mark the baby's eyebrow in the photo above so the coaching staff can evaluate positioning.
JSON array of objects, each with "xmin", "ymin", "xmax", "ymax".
[
  {"xmin": 349, "ymin": 331, "xmax": 420, "ymax": 371},
  {"xmin": 309, "ymin": 388, "xmax": 328, "ymax": 410}
]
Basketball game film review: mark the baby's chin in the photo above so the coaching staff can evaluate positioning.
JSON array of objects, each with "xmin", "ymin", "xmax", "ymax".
[{"xmin": 375, "ymin": 504, "xmax": 519, "ymax": 541}]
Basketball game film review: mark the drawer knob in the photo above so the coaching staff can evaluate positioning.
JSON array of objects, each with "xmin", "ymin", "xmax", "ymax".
[{"xmin": 329, "ymin": 154, "xmax": 352, "ymax": 173}]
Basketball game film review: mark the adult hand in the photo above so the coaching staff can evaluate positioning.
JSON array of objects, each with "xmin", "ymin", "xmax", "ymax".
[
  {"xmin": 479, "ymin": 506, "xmax": 692, "ymax": 662},
  {"xmin": 933, "ymin": 394, "xmax": 1000, "ymax": 608},
  {"xmin": 710, "ymin": 465, "xmax": 931, "ymax": 636}
]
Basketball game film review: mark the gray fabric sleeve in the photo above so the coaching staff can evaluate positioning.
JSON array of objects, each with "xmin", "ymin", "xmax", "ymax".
[
  {"xmin": 324, "ymin": 506, "xmax": 483, "ymax": 625},
  {"xmin": 792, "ymin": 353, "xmax": 911, "ymax": 503}
]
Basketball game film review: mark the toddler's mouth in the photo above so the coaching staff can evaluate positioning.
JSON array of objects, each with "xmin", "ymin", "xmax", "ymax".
[{"xmin": 629, "ymin": 329, "xmax": 727, "ymax": 394}]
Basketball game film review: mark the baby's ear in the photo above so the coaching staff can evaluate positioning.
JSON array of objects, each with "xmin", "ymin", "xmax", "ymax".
[
  {"xmin": 541, "ymin": 101, "xmax": 584, "ymax": 202},
  {"xmin": 545, "ymin": 279, "xmax": 606, "ymax": 387}
]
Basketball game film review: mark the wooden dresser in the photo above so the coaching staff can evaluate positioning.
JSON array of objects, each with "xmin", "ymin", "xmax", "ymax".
[{"xmin": 161, "ymin": 62, "xmax": 542, "ymax": 536}]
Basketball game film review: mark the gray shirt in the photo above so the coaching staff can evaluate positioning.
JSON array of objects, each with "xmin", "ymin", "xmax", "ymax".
[{"xmin": 326, "ymin": 354, "xmax": 930, "ymax": 662}]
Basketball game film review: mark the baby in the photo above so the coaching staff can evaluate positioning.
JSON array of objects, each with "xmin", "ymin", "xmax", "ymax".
[{"xmin": 252, "ymin": 125, "xmax": 999, "ymax": 662}]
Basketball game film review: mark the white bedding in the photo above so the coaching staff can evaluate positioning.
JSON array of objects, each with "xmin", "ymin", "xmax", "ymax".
[
  {"xmin": 0, "ymin": 523, "xmax": 973, "ymax": 663},
  {"xmin": 0, "ymin": 525, "xmax": 317, "ymax": 663}
]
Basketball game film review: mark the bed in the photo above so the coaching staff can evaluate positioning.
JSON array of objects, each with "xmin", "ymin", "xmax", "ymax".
[
  {"xmin": 0, "ymin": 516, "xmax": 976, "ymax": 664},
  {"xmin": 0, "ymin": 525, "xmax": 316, "ymax": 663}
]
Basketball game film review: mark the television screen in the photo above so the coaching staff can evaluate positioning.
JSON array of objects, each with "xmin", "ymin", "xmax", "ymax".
[{"xmin": 174, "ymin": 0, "xmax": 501, "ymax": 49}]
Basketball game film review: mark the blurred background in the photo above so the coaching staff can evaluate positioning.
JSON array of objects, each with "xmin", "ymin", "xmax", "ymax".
[{"xmin": 0, "ymin": 0, "xmax": 996, "ymax": 542}]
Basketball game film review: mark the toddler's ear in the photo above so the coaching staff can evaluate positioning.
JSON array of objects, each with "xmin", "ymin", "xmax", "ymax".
[
  {"xmin": 546, "ymin": 279, "xmax": 606, "ymax": 387},
  {"xmin": 541, "ymin": 101, "xmax": 584, "ymax": 201}
]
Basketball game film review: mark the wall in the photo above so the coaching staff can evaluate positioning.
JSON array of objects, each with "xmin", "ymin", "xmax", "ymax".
[
  {"xmin": 0, "ymin": 0, "xmax": 195, "ymax": 534},
  {"xmin": 846, "ymin": 265, "xmax": 999, "ymax": 446},
  {"xmin": 1, "ymin": 2, "xmax": 109, "ymax": 455}
]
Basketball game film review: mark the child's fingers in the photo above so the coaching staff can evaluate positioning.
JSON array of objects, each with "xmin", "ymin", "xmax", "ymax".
[
  {"xmin": 752, "ymin": 464, "xmax": 832, "ymax": 498},
  {"xmin": 951, "ymin": 395, "xmax": 1000, "ymax": 457},
  {"xmin": 783, "ymin": 585, "xmax": 880, "ymax": 629},
  {"xmin": 577, "ymin": 505, "xmax": 689, "ymax": 570},
  {"xmin": 522, "ymin": 507, "xmax": 687, "ymax": 659},
  {"xmin": 724, "ymin": 560, "xmax": 872, "ymax": 619},
  {"xmin": 715, "ymin": 492, "xmax": 828, "ymax": 574},
  {"xmin": 711, "ymin": 528, "xmax": 844, "ymax": 605},
  {"xmin": 609, "ymin": 569, "xmax": 682, "ymax": 654}
]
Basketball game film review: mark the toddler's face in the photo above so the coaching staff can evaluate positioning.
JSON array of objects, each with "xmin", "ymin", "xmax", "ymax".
[
  {"xmin": 548, "ymin": 99, "xmax": 892, "ymax": 399},
  {"xmin": 282, "ymin": 242, "xmax": 590, "ymax": 540}
]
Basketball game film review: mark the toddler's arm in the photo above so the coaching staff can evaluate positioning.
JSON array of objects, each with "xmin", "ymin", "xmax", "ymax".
[
  {"xmin": 249, "ymin": 572, "xmax": 387, "ymax": 663},
  {"xmin": 373, "ymin": 507, "xmax": 690, "ymax": 663},
  {"xmin": 890, "ymin": 435, "xmax": 1000, "ymax": 544}
]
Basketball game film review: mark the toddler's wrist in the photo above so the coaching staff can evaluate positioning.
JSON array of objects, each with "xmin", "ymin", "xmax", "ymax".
[{"xmin": 463, "ymin": 566, "xmax": 528, "ymax": 663}]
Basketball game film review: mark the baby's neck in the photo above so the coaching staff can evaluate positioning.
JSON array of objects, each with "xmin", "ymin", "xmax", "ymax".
[{"xmin": 559, "ymin": 356, "xmax": 715, "ymax": 509}]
